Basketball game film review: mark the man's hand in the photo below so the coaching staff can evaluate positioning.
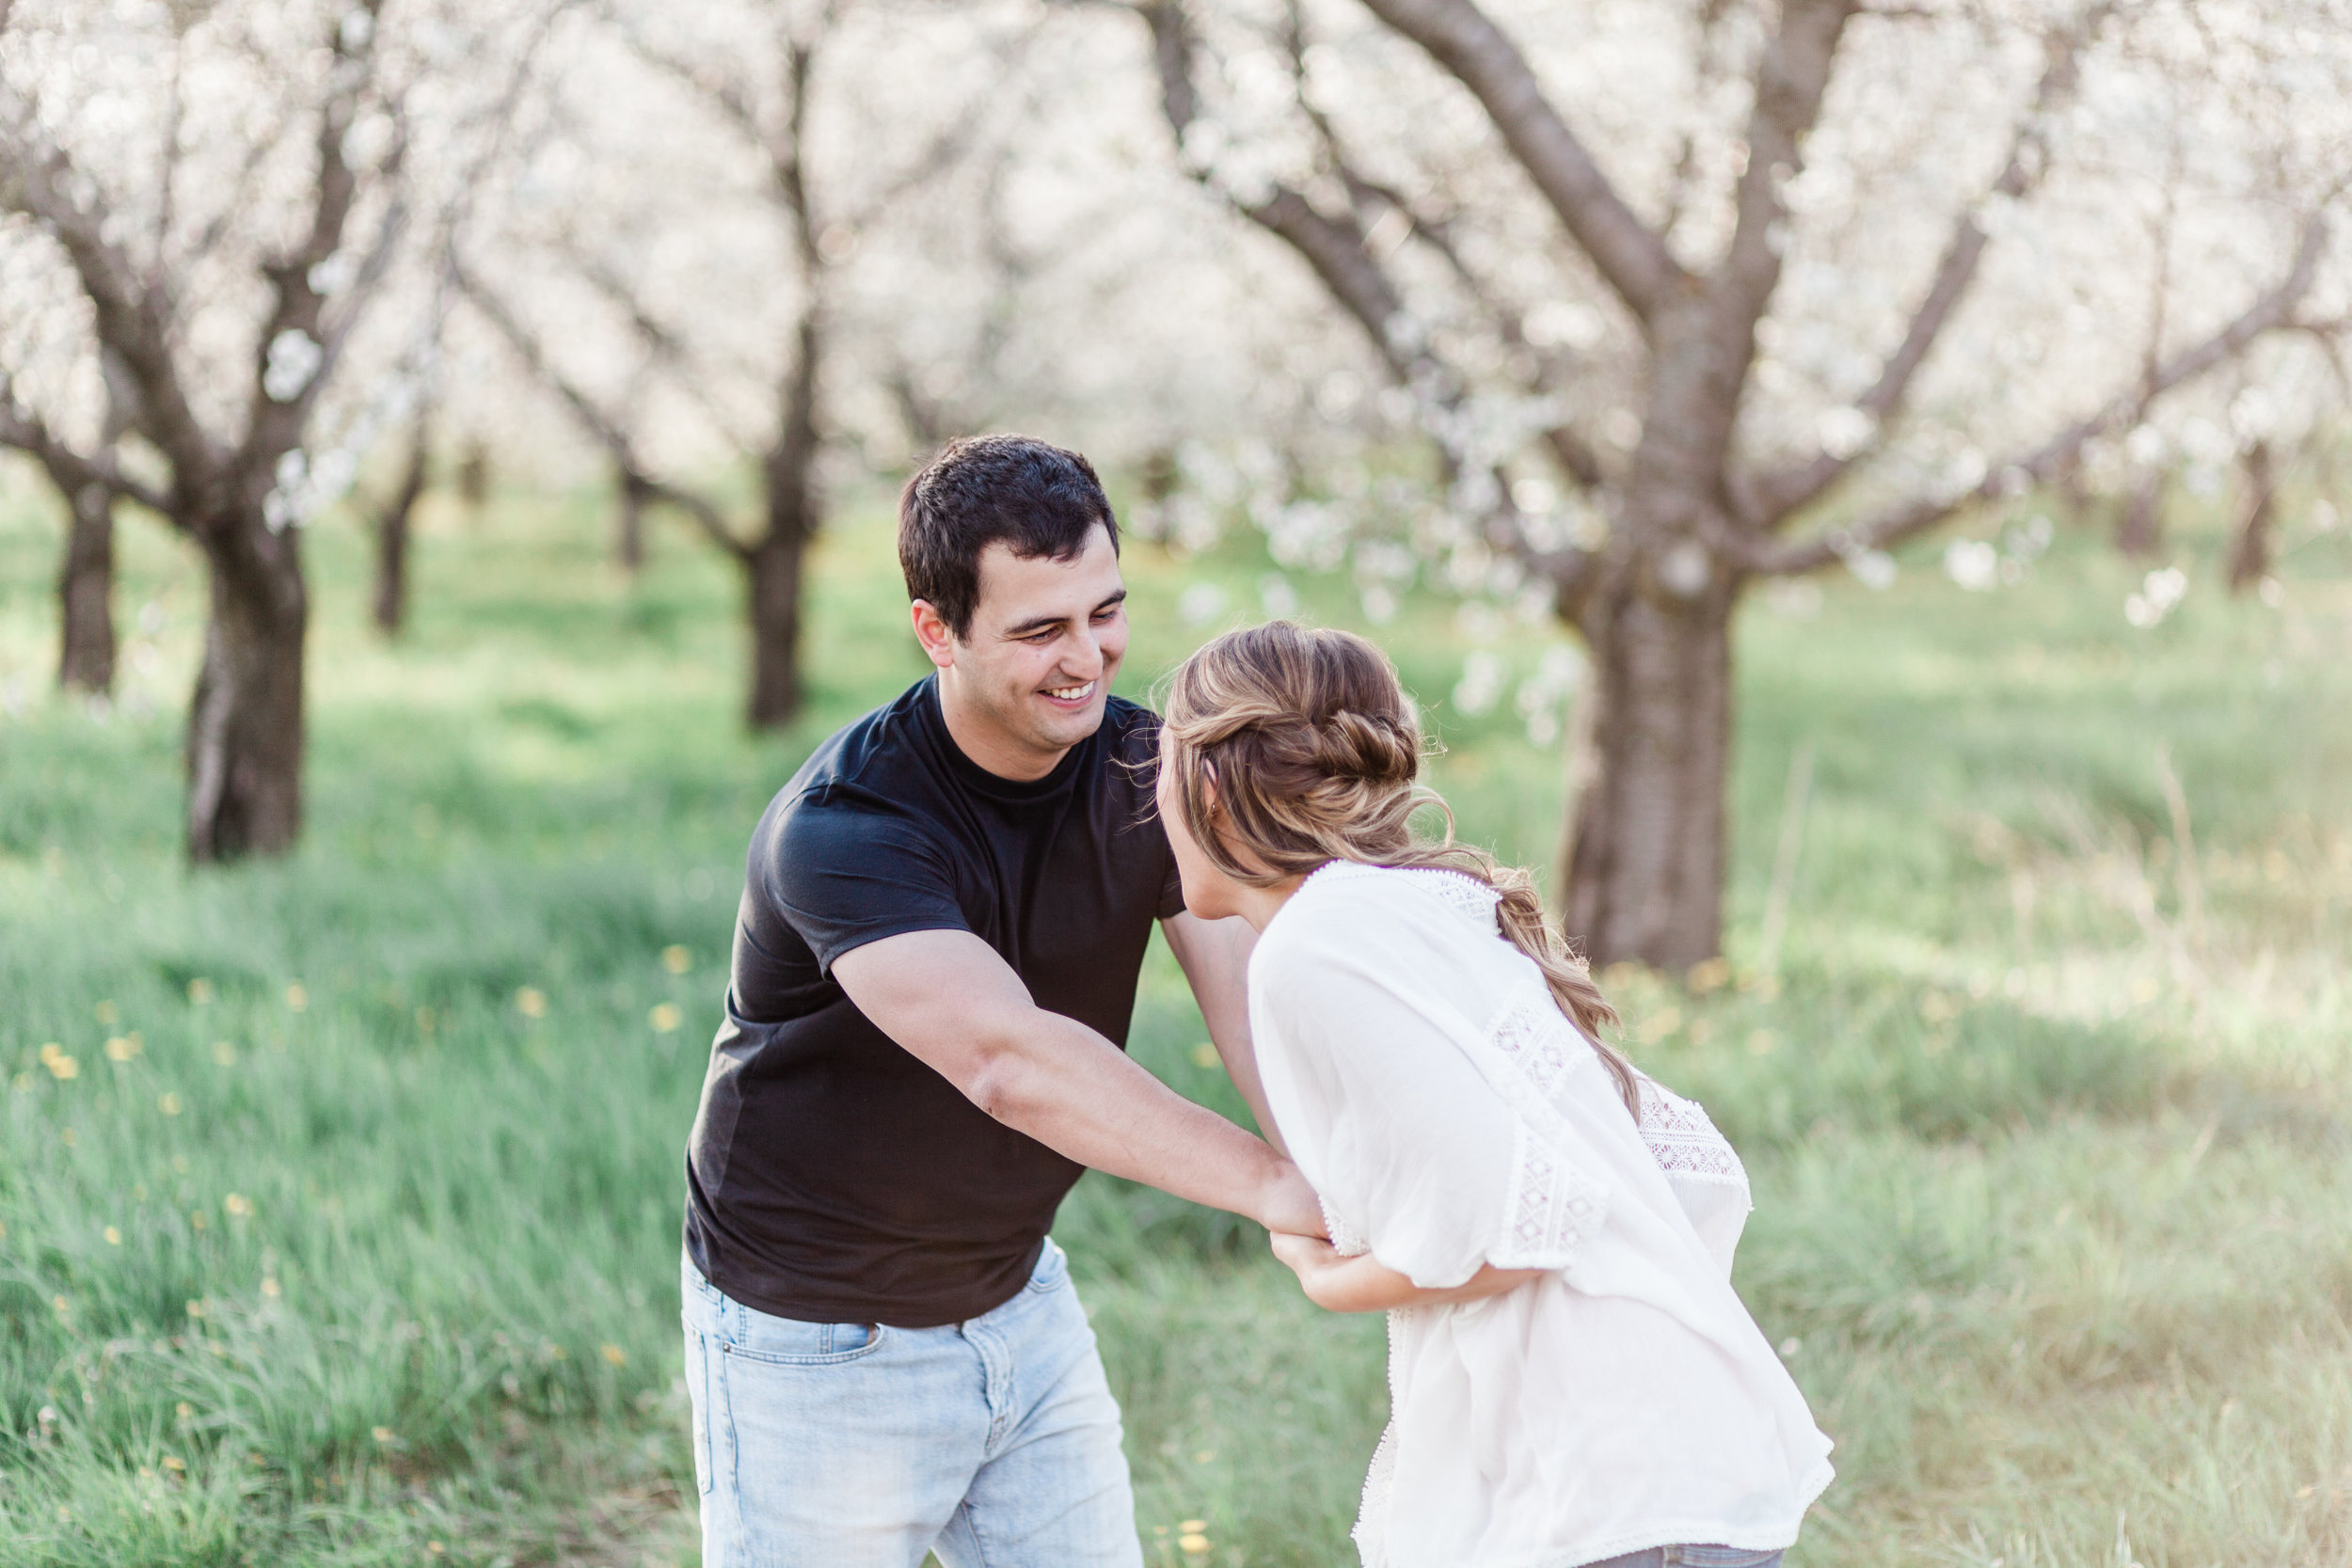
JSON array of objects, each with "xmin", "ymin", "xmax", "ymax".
[{"xmin": 832, "ymin": 927, "xmax": 1312, "ymax": 1232}]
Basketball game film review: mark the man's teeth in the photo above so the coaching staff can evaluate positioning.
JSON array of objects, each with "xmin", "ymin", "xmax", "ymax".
[{"xmin": 1044, "ymin": 681, "xmax": 1096, "ymax": 701}]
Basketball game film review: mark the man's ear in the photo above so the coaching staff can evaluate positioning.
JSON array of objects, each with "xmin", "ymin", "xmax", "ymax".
[{"xmin": 909, "ymin": 600, "xmax": 958, "ymax": 671}]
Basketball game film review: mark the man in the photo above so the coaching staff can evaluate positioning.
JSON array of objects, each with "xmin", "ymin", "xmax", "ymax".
[{"xmin": 681, "ymin": 434, "xmax": 1318, "ymax": 1567}]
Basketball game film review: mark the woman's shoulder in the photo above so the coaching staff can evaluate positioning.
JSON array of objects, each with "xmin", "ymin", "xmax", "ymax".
[
  {"xmin": 1255, "ymin": 861, "xmax": 1512, "ymax": 992},
  {"xmin": 1290, "ymin": 860, "xmax": 1503, "ymax": 927}
]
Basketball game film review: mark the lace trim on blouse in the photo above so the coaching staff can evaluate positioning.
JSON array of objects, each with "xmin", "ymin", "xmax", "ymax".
[
  {"xmin": 1636, "ymin": 1075, "xmax": 1748, "ymax": 1187},
  {"xmin": 1468, "ymin": 994, "xmax": 1613, "ymax": 1272}
]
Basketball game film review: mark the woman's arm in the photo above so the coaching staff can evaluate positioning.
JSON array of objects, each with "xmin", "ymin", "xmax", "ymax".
[
  {"xmin": 1161, "ymin": 911, "xmax": 1283, "ymax": 1154},
  {"xmin": 1270, "ymin": 1232, "xmax": 1546, "ymax": 1314}
]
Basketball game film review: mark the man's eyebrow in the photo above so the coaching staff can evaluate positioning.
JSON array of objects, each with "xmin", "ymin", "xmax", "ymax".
[{"xmin": 1000, "ymin": 589, "xmax": 1126, "ymax": 640}]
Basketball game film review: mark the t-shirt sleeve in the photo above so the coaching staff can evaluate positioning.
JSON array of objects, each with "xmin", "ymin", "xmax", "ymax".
[
  {"xmin": 1259, "ymin": 927, "xmax": 1609, "ymax": 1291},
  {"xmin": 760, "ymin": 790, "xmax": 968, "ymax": 974},
  {"xmin": 1156, "ymin": 843, "xmax": 1187, "ymax": 921}
]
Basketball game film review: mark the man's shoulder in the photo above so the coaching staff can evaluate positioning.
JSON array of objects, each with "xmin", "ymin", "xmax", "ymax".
[
  {"xmin": 756, "ymin": 685, "xmax": 944, "ymax": 847},
  {"xmin": 1096, "ymin": 694, "xmax": 1163, "ymax": 769}
]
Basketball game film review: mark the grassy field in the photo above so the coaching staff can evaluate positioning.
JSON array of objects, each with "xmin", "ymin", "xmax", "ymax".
[{"xmin": 1, "ymin": 468, "xmax": 2348, "ymax": 1568}]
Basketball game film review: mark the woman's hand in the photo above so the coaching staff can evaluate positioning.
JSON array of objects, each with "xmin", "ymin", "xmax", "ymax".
[{"xmin": 1269, "ymin": 1230, "xmax": 1548, "ymax": 1314}]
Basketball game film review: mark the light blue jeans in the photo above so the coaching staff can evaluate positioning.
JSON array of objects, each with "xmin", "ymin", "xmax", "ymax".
[{"xmin": 681, "ymin": 1242, "xmax": 1142, "ymax": 1568}]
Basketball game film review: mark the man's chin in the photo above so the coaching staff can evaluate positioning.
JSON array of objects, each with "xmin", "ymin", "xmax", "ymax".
[{"xmin": 1030, "ymin": 693, "xmax": 1107, "ymax": 747}]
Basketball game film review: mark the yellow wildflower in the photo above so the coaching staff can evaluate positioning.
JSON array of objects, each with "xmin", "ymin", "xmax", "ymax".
[
  {"xmin": 516, "ymin": 987, "xmax": 548, "ymax": 1019},
  {"xmin": 160, "ymin": 1092, "xmax": 183, "ymax": 1115},
  {"xmin": 649, "ymin": 1003, "xmax": 682, "ymax": 1033},
  {"xmin": 662, "ymin": 945, "xmax": 691, "ymax": 974},
  {"xmin": 187, "ymin": 978, "xmax": 215, "ymax": 1004},
  {"xmin": 600, "ymin": 1343, "xmax": 627, "ymax": 1366}
]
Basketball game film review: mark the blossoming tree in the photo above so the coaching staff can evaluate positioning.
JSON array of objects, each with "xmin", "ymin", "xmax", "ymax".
[
  {"xmin": 0, "ymin": 0, "xmax": 530, "ymax": 859},
  {"xmin": 1123, "ymin": 0, "xmax": 2351, "ymax": 964}
]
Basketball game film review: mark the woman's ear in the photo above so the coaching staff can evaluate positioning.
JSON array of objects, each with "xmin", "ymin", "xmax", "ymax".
[{"xmin": 1199, "ymin": 761, "xmax": 1220, "ymax": 818}]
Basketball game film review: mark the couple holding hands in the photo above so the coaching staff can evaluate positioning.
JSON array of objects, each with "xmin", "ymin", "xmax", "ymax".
[{"xmin": 678, "ymin": 436, "xmax": 1833, "ymax": 1568}]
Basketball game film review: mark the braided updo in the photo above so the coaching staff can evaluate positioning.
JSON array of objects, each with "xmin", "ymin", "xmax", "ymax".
[{"xmin": 1160, "ymin": 621, "xmax": 1636, "ymax": 1117}]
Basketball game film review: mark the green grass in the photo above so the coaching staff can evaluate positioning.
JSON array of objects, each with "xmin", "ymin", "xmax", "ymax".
[{"xmin": 1, "ymin": 468, "xmax": 2348, "ymax": 1567}]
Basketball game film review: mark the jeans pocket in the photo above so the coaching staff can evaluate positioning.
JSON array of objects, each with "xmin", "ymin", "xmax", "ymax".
[
  {"xmin": 1669, "ymin": 1547, "xmax": 1783, "ymax": 1568},
  {"xmin": 722, "ymin": 1301, "xmax": 885, "ymax": 1367},
  {"xmin": 1025, "ymin": 1237, "xmax": 1069, "ymax": 1293}
]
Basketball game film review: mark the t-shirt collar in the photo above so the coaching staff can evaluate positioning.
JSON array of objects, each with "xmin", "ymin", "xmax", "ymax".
[{"xmin": 919, "ymin": 673, "xmax": 1090, "ymax": 803}]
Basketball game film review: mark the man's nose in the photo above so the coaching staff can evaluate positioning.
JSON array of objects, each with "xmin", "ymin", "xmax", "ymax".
[{"xmin": 1063, "ymin": 628, "xmax": 1105, "ymax": 681}]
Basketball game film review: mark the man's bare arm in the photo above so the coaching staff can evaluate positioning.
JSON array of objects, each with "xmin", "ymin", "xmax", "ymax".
[
  {"xmin": 1160, "ymin": 911, "xmax": 1284, "ymax": 1155},
  {"xmin": 830, "ymin": 927, "xmax": 1325, "ymax": 1235}
]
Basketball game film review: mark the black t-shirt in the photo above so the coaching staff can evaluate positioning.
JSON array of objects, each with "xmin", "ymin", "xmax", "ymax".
[{"xmin": 684, "ymin": 675, "xmax": 1184, "ymax": 1328}]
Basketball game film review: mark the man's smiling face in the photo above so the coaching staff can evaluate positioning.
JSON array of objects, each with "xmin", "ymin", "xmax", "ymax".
[{"xmin": 918, "ymin": 523, "xmax": 1128, "ymax": 780}]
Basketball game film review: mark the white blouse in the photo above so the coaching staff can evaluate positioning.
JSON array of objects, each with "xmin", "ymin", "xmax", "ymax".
[{"xmin": 1247, "ymin": 862, "xmax": 1834, "ymax": 1568}]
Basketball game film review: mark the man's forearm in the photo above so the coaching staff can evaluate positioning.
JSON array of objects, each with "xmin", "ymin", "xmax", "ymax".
[{"xmin": 969, "ymin": 1010, "xmax": 1315, "ymax": 1232}]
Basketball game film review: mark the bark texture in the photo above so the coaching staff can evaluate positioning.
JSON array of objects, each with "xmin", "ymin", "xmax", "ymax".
[
  {"xmin": 186, "ymin": 520, "xmax": 308, "ymax": 860},
  {"xmin": 57, "ymin": 482, "xmax": 117, "ymax": 694},
  {"xmin": 1560, "ymin": 577, "xmax": 1735, "ymax": 967}
]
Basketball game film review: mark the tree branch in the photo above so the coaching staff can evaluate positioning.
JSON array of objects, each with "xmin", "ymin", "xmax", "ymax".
[
  {"xmin": 238, "ymin": 0, "xmax": 391, "ymax": 489},
  {"xmin": 455, "ymin": 262, "xmax": 748, "ymax": 558},
  {"xmin": 1748, "ymin": 212, "xmax": 2334, "ymax": 576},
  {"xmin": 0, "ymin": 100, "xmax": 221, "ymax": 487},
  {"xmin": 1749, "ymin": 8, "xmax": 2105, "ymax": 526},
  {"xmin": 1355, "ymin": 0, "xmax": 1687, "ymax": 321},
  {"xmin": 0, "ymin": 382, "xmax": 173, "ymax": 516}
]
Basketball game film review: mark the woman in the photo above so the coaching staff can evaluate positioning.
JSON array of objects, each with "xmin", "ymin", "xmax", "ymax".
[{"xmin": 1154, "ymin": 622, "xmax": 1833, "ymax": 1568}]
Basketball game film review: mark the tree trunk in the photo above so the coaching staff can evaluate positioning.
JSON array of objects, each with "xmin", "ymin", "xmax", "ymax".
[
  {"xmin": 57, "ymin": 481, "xmax": 118, "ymax": 695},
  {"xmin": 2115, "ymin": 469, "xmax": 2166, "ymax": 559},
  {"xmin": 742, "ymin": 531, "xmax": 807, "ymax": 729},
  {"xmin": 2226, "ymin": 440, "xmax": 2276, "ymax": 594},
  {"xmin": 456, "ymin": 438, "xmax": 490, "ymax": 523},
  {"xmin": 615, "ymin": 468, "xmax": 647, "ymax": 576},
  {"xmin": 373, "ymin": 420, "xmax": 431, "ymax": 637},
  {"xmin": 745, "ymin": 310, "xmax": 823, "ymax": 730},
  {"xmin": 1555, "ymin": 571, "xmax": 1737, "ymax": 971},
  {"xmin": 186, "ymin": 522, "xmax": 307, "ymax": 863}
]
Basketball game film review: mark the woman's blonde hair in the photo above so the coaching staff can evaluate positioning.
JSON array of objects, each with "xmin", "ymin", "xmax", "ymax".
[{"xmin": 1159, "ymin": 620, "xmax": 1638, "ymax": 1117}]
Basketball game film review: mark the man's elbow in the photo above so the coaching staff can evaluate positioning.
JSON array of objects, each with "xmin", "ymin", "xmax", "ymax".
[{"xmin": 959, "ymin": 1035, "xmax": 1039, "ymax": 1125}]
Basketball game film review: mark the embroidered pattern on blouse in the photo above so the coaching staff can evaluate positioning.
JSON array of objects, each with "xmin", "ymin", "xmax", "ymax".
[
  {"xmin": 1637, "ymin": 1076, "xmax": 1748, "ymax": 1186},
  {"xmin": 1494, "ymin": 1116, "xmax": 1609, "ymax": 1269},
  {"xmin": 1465, "ymin": 995, "xmax": 1613, "ymax": 1272},
  {"xmin": 1486, "ymin": 993, "xmax": 1588, "ymax": 1099}
]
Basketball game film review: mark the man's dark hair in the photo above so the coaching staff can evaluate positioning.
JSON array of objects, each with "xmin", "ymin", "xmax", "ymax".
[{"xmin": 898, "ymin": 435, "xmax": 1119, "ymax": 640}]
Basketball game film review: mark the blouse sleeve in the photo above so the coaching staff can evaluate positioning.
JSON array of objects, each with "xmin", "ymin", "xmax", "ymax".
[{"xmin": 1256, "ymin": 927, "xmax": 1613, "ymax": 1291}]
